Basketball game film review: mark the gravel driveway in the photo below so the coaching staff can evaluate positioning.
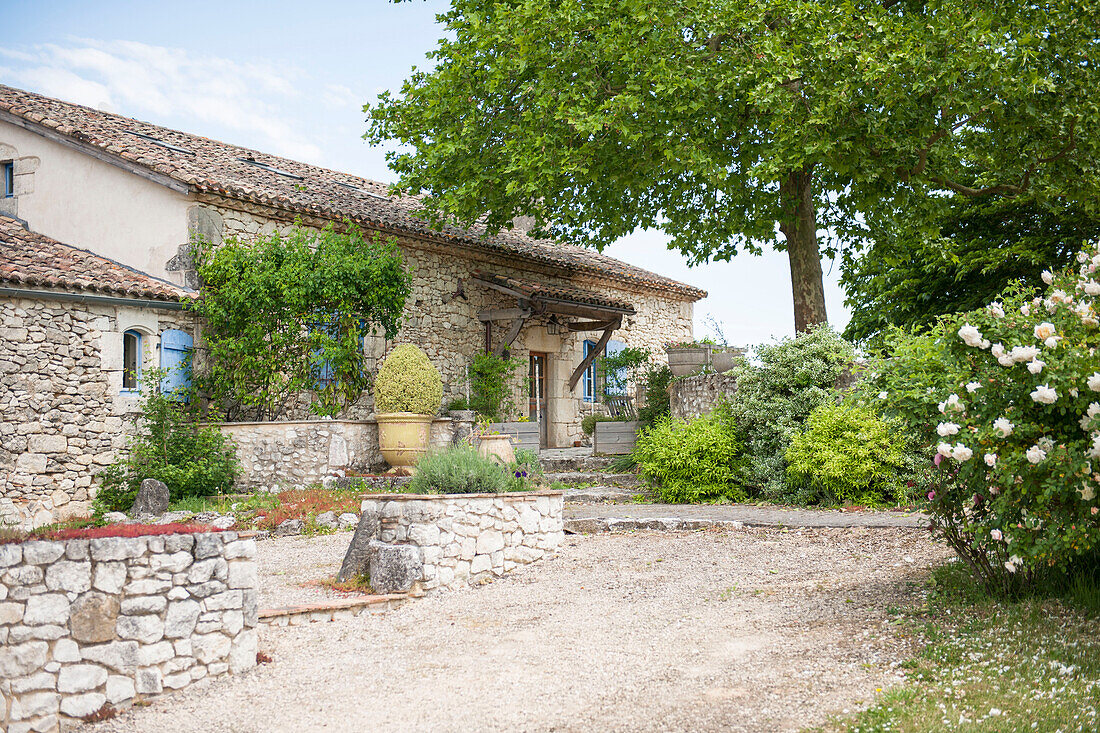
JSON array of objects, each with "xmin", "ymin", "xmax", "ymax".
[{"xmin": 89, "ymin": 527, "xmax": 949, "ymax": 733}]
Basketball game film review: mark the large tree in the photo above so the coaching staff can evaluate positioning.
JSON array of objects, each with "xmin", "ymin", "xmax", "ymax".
[
  {"xmin": 842, "ymin": 197, "xmax": 1100, "ymax": 346},
  {"xmin": 368, "ymin": 0, "xmax": 1100, "ymax": 331}
]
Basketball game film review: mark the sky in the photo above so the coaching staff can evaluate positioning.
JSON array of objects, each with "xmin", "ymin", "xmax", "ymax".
[{"xmin": 0, "ymin": 0, "xmax": 851, "ymax": 346}]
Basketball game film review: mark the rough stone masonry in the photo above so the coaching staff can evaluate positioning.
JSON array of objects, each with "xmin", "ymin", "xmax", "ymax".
[{"xmin": 0, "ymin": 530, "xmax": 258, "ymax": 733}]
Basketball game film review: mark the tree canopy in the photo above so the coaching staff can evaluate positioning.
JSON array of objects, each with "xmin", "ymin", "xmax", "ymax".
[
  {"xmin": 368, "ymin": 0, "xmax": 1100, "ymax": 331},
  {"xmin": 842, "ymin": 197, "xmax": 1100, "ymax": 346}
]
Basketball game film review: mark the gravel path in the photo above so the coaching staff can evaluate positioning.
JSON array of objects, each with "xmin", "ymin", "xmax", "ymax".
[
  {"xmin": 89, "ymin": 527, "xmax": 949, "ymax": 733},
  {"xmin": 256, "ymin": 532, "xmax": 355, "ymax": 608},
  {"xmin": 565, "ymin": 502, "xmax": 927, "ymax": 528}
]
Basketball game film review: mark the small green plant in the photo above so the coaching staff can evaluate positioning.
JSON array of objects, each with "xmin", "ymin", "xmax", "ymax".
[
  {"xmin": 407, "ymin": 446, "xmax": 510, "ymax": 494},
  {"xmin": 95, "ymin": 374, "xmax": 239, "ymax": 513},
  {"xmin": 785, "ymin": 402, "xmax": 914, "ymax": 506},
  {"xmin": 633, "ymin": 407, "xmax": 747, "ymax": 503},
  {"xmin": 468, "ymin": 352, "xmax": 521, "ymax": 421},
  {"xmin": 446, "ymin": 397, "xmax": 470, "ymax": 411},
  {"xmin": 581, "ymin": 413, "xmax": 617, "ymax": 435},
  {"xmin": 507, "ymin": 447, "xmax": 543, "ymax": 490},
  {"xmin": 374, "ymin": 344, "xmax": 443, "ymax": 415},
  {"xmin": 637, "ymin": 364, "xmax": 673, "ymax": 428}
]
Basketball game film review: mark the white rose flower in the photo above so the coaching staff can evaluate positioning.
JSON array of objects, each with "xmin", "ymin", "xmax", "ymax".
[
  {"xmin": 937, "ymin": 422, "xmax": 961, "ymax": 437},
  {"xmin": 993, "ymin": 418, "xmax": 1014, "ymax": 437},
  {"xmin": 1089, "ymin": 433, "xmax": 1100, "ymax": 459},
  {"xmin": 1027, "ymin": 359, "xmax": 1045, "ymax": 375},
  {"xmin": 1044, "ymin": 336, "xmax": 1061, "ymax": 349},
  {"xmin": 991, "ymin": 343, "xmax": 1006, "ymax": 358},
  {"xmin": 1089, "ymin": 372, "xmax": 1100, "ymax": 392},
  {"xmin": 1080, "ymin": 483, "xmax": 1097, "ymax": 501},
  {"xmin": 966, "ymin": 381, "xmax": 982, "ymax": 393},
  {"xmin": 1085, "ymin": 282, "xmax": 1100, "ymax": 296},
  {"xmin": 1034, "ymin": 322, "xmax": 1057, "ymax": 340},
  {"xmin": 945, "ymin": 394, "xmax": 964, "ymax": 412},
  {"xmin": 991, "ymin": 528, "xmax": 1003, "ymax": 540},
  {"xmin": 1071, "ymin": 388, "xmax": 1080, "ymax": 397},
  {"xmin": 878, "ymin": 391, "xmax": 888, "ymax": 399},
  {"xmin": 937, "ymin": 442, "xmax": 954, "ymax": 457},
  {"xmin": 989, "ymin": 303, "xmax": 1005, "ymax": 318},
  {"xmin": 958, "ymin": 324, "xmax": 984, "ymax": 348},
  {"xmin": 1042, "ymin": 270, "xmax": 1054, "ymax": 285},
  {"xmin": 1010, "ymin": 345, "xmax": 1040, "ymax": 363},
  {"xmin": 951, "ymin": 443, "xmax": 973, "ymax": 462},
  {"xmin": 985, "ymin": 453, "xmax": 997, "ymax": 467},
  {"xmin": 1021, "ymin": 303, "xmax": 1031, "ymax": 316},
  {"xmin": 1030, "ymin": 384, "xmax": 1058, "ymax": 405},
  {"xmin": 1026, "ymin": 445, "xmax": 1048, "ymax": 464},
  {"xmin": 1080, "ymin": 404, "xmax": 1100, "ymax": 431},
  {"xmin": 1079, "ymin": 252, "xmax": 1090, "ymax": 264},
  {"xmin": 1004, "ymin": 560, "xmax": 1017, "ymax": 573}
]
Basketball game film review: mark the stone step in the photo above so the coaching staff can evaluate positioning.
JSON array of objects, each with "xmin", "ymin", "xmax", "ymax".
[
  {"xmin": 562, "ymin": 485, "xmax": 648, "ymax": 504},
  {"xmin": 259, "ymin": 594, "xmax": 410, "ymax": 626},
  {"xmin": 539, "ymin": 454, "xmax": 618, "ymax": 472},
  {"xmin": 543, "ymin": 472, "xmax": 641, "ymax": 486}
]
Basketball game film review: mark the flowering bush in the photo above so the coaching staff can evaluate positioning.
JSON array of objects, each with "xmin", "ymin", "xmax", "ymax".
[{"xmin": 920, "ymin": 242, "xmax": 1100, "ymax": 591}]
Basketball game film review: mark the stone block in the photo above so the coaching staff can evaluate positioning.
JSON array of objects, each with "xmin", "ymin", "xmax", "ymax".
[
  {"xmin": 135, "ymin": 666, "xmax": 163, "ymax": 695},
  {"xmin": 80, "ymin": 640, "xmax": 138, "ymax": 674},
  {"xmin": 117, "ymin": 614, "xmax": 164, "ymax": 644},
  {"xmin": 336, "ymin": 507, "xmax": 381, "ymax": 582},
  {"xmin": 470, "ymin": 554, "xmax": 492, "ymax": 574},
  {"xmin": 203, "ymin": 590, "xmax": 242, "ymax": 612},
  {"xmin": 57, "ymin": 664, "xmax": 108, "ymax": 693},
  {"xmin": 137, "ymin": 641, "xmax": 174, "ymax": 666},
  {"xmin": 10, "ymin": 691, "xmax": 59, "ymax": 721},
  {"xmin": 226, "ymin": 561, "xmax": 257, "ymax": 590},
  {"xmin": 90, "ymin": 537, "xmax": 144, "ymax": 562},
  {"xmin": 0, "ymin": 543, "xmax": 22, "ymax": 566},
  {"xmin": 69, "ymin": 592, "xmax": 119, "ymax": 643},
  {"xmin": 28, "ymin": 434, "xmax": 66, "ymax": 453},
  {"xmin": 44, "ymin": 560, "xmax": 91, "ymax": 593},
  {"xmin": 193, "ymin": 533, "xmax": 224, "ymax": 559},
  {"xmin": 21, "ymin": 541, "xmax": 65, "ymax": 565},
  {"xmin": 222, "ymin": 538, "xmax": 255, "ymax": 560},
  {"xmin": 0, "ymin": 600, "xmax": 24, "ymax": 624},
  {"xmin": 228, "ymin": 628, "xmax": 257, "ymax": 674},
  {"xmin": 368, "ymin": 540, "xmax": 423, "ymax": 594},
  {"xmin": 150, "ymin": 551, "xmax": 193, "ymax": 573},
  {"xmin": 120, "ymin": 595, "xmax": 167, "ymax": 615},
  {"xmin": 23, "ymin": 593, "xmax": 69, "ymax": 626},
  {"xmin": 105, "ymin": 675, "xmax": 135, "ymax": 705},
  {"xmin": 15, "ymin": 453, "xmax": 47, "ymax": 474},
  {"xmin": 52, "ymin": 638, "xmax": 80, "ymax": 663},
  {"xmin": 476, "ymin": 530, "xmax": 505, "ymax": 555},
  {"xmin": 92, "ymin": 562, "xmax": 126, "ymax": 594},
  {"xmin": 60, "ymin": 691, "xmax": 107, "ymax": 718},
  {"xmin": 130, "ymin": 478, "xmax": 170, "ymax": 515},
  {"xmin": 192, "ymin": 632, "xmax": 232, "ymax": 664},
  {"xmin": 124, "ymin": 578, "xmax": 171, "ymax": 595},
  {"xmin": 11, "ymin": 671, "xmax": 56, "ymax": 693},
  {"xmin": 0, "ymin": 641, "xmax": 49, "ymax": 679},
  {"xmin": 164, "ymin": 599, "xmax": 200, "ymax": 639}
]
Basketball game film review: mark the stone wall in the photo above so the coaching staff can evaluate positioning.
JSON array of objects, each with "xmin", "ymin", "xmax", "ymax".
[
  {"xmin": 204, "ymin": 203, "xmax": 695, "ymax": 446},
  {"xmin": 0, "ymin": 530, "xmax": 257, "ymax": 732},
  {"xmin": 220, "ymin": 416, "xmax": 474, "ymax": 490},
  {"xmin": 363, "ymin": 491, "xmax": 564, "ymax": 593},
  {"xmin": 0, "ymin": 293, "xmax": 196, "ymax": 528},
  {"xmin": 669, "ymin": 371, "xmax": 739, "ymax": 420}
]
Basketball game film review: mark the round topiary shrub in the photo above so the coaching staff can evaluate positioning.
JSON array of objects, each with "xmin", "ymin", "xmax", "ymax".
[{"xmin": 374, "ymin": 344, "xmax": 443, "ymax": 415}]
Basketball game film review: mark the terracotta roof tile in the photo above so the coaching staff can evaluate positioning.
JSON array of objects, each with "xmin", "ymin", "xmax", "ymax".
[
  {"xmin": 0, "ymin": 84, "xmax": 705, "ymax": 301},
  {"xmin": 0, "ymin": 215, "xmax": 194, "ymax": 302}
]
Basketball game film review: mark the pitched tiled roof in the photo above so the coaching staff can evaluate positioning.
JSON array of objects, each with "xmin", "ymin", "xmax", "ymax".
[
  {"xmin": 0, "ymin": 215, "xmax": 194, "ymax": 302},
  {"xmin": 472, "ymin": 270, "xmax": 634, "ymax": 314},
  {"xmin": 0, "ymin": 84, "xmax": 705, "ymax": 301}
]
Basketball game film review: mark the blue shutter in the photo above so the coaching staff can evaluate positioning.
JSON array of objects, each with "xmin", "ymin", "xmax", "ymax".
[
  {"xmin": 605, "ymin": 339, "xmax": 627, "ymax": 396},
  {"xmin": 583, "ymin": 340, "xmax": 596, "ymax": 402},
  {"xmin": 159, "ymin": 329, "xmax": 193, "ymax": 399}
]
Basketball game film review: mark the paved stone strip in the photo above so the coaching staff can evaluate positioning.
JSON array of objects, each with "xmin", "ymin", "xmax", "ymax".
[
  {"xmin": 562, "ymin": 485, "xmax": 645, "ymax": 504},
  {"xmin": 258, "ymin": 594, "xmax": 409, "ymax": 627},
  {"xmin": 564, "ymin": 503, "xmax": 927, "ymax": 530},
  {"xmin": 544, "ymin": 471, "xmax": 641, "ymax": 486}
]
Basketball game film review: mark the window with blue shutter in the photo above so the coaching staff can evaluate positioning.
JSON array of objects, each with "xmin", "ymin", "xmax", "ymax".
[
  {"xmin": 604, "ymin": 339, "xmax": 628, "ymax": 396},
  {"xmin": 122, "ymin": 330, "xmax": 142, "ymax": 391},
  {"xmin": 311, "ymin": 320, "xmax": 365, "ymax": 390},
  {"xmin": 159, "ymin": 329, "xmax": 193, "ymax": 400},
  {"xmin": 582, "ymin": 339, "xmax": 598, "ymax": 402},
  {"xmin": 2, "ymin": 162, "xmax": 13, "ymax": 198}
]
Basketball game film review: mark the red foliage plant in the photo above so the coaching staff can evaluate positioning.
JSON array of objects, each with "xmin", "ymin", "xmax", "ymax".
[
  {"xmin": 252, "ymin": 488, "xmax": 360, "ymax": 530},
  {"xmin": 1, "ymin": 523, "xmax": 225, "ymax": 545}
]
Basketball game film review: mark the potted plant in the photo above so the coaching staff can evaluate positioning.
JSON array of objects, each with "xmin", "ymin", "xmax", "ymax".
[
  {"xmin": 374, "ymin": 344, "xmax": 443, "ymax": 471},
  {"xmin": 475, "ymin": 418, "xmax": 517, "ymax": 465},
  {"xmin": 665, "ymin": 341, "xmax": 711, "ymax": 377}
]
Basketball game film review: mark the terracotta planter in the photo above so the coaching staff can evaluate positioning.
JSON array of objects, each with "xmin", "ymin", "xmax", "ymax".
[
  {"xmin": 477, "ymin": 434, "xmax": 516, "ymax": 466},
  {"xmin": 666, "ymin": 345, "xmax": 710, "ymax": 377},
  {"xmin": 376, "ymin": 412, "xmax": 434, "ymax": 469}
]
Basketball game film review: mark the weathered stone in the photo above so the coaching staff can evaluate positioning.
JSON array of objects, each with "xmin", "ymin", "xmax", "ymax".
[
  {"xmin": 242, "ymin": 589, "xmax": 258, "ymax": 628},
  {"xmin": 44, "ymin": 560, "xmax": 91, "ymax": 593},
  {"xmin": 136, "ymin": 641, "xmax": 174, "ymax": 666},
  {"xmin": 23, "ymin": 593, "xmax": 69, "ymax": 626},
  {"xmin": 135, "ymin": 666, "xmax": 163, "ymax": 694},
  {"xmin": 338, "ymin": 512, "xmax": 359, "ymax": 530},
  {"xmin": 9, "ymin": 691, "xmax": 59, "ymax": 721},
  {"xmin": 0, "ymin": 641, "xmax": 49, "ymax": 678},
  {"xmin": 227, "ymin": 561, "xmax": 257, "ymax": 590},
  {"xmin": 69, "ymin": 591, "xmax": 120, "ymax": 644},
  {"xmin": 193, "ymin": 533, "xmax": 224, "ymax": 559},
  {"xmin": 164, "ymin": 671, "xmax": 191, "ymax": 689},
  {"xmin": 64, "ymin": 539, "xmax": 89, "ymax": 561},
  {"xmin": 105, "ymin": 674, "xmax": 136, "ymax": 704},
  {"xmin": 80, "ymin": 641, "xmax": 138, "ymax": 674},
  {"xmin": 273, "ymin": 518, "xmax": 303, "ymax": 537},
  {"xmin": 130, "ymin": 478, "xmax": 170, "ymax": 516},
  {"xmin": 11, "ymin": 671, "xmax": 56, "ymax": 693},
  {"xmin": 192, "ymin": 632, "xmax": 232, "ymax": 664},
  {"xmin": 92, "ymin": 561, "xmax": 126, "ymax": 594},
  {"xmin": 336, "ymin": 505, "xmax": 381, "ymax": 582},
  {"xmin": 124, "ymin": 578, "xmax": 171, "ymax": 595},
  {"xmin": 203, "ymin": 590, "xmax": 242, "ymax": 612},
  {"xmin": 0, "ymin": 542, "xmax": 22, "ymax": 567},
  {"xmin": 21, "ymin": 541, "xmax": 65, "ymax": 565},
  {"xmin": 90, "ymin": 537, "xmax": 143, "ymax": 562},
  {"xmin": 368, "ymin": 540, "xmax": 423, "ymax": 593},
  {"xmin": 60, "ymin": 692, "xmax": 107, "ymax": 718},
  {"xmin": 52, "ymin": 638, "xmax": 80, "ymax": 663},
  {"xmin": 150, "ymin": 551, "xmax": 192, "ymax": 573},
  {"xmin": 120, "ymin": 595, "xmax": 167, "ymax": 615},
  {"xmin": 475, "ymin": 529, "xmax": 505, "ymax": 555},
  {"xmin": 57, "ymin": 663, "xmax": 108, "ymax": 693},
  {"xmin": 116, "ymin": 614, "xmax": 163, "ymax": 644},
  {"xmin": 164, "ymin": 599, "xmax": 200, "ymax": 639},
  {"xmin": 0, "ymin": 599, "xmax": 24, "ymax": 624},
  {"xmin": 210, "ymin": 515, "xmax": 236, "ymax": 530},
  {"xmin": 314, "ymin": 510, "xmax": 338, "ymax": 529},
  {"xmin": 222, "ymin": 538, "xmax": 255, "ymax": 560},
  {"xmin": 228, "ymin": 628, "xmax": 257, "ymax": 673}
]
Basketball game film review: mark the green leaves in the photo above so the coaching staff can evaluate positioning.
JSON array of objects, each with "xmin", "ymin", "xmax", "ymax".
[{"xmin": 188, "ymin": 222, "xmax": 411, "ymax": 420}]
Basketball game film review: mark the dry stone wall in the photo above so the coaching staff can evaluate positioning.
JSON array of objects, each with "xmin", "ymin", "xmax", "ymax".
[
  {"xmin": 669, "ymin": 371, "xmax": 739, "ymax": 420},
  {"xmin": 0, "ymin": 530, "xmax": 257, "ymax": 732},
  {"xmin": 0, "ymin": 294, "xmax": 196, "ymax": 528},
  {"xmin": 362, "ymin": 491, "xmax": 564, "ymax": 593}
]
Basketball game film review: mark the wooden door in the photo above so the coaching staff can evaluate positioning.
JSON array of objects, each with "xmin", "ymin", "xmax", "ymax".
[{"xmin": 529, "ymin": 352, "xmax": 548, "ymax": 449}]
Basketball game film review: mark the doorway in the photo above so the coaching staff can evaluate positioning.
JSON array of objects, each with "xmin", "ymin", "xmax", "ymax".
[{"xmin": 529, "ymin": 352, "xmax": 548, "ymax": 449}]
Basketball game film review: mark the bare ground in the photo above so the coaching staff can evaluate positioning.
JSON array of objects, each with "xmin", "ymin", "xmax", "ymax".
[{"xmin": 88, "ymin": 527, "xmax": 951, "ymax": 733}]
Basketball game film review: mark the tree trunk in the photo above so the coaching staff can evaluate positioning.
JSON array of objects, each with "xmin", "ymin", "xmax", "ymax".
[{"xmin": 779, "ymin": 168, "xmax": 828, "ymax": 333}]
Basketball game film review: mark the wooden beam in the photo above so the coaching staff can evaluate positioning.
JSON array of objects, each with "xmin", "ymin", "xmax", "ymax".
[
  {"xmin": 478, "ymin": 307, "xmax": 531, "ymax": 322},
  {"xmin": 568, "ymin": 318, "xmax": 620, "ymax": 390},
  {"xmin": 538, "ymin": 302, "xmax": 634, "ymax": 320},
  {"xmin": 471, "ymin": 276, "xmax": 526, "ymax": 299},
  {"xmin": 493, "ymin": 310, "xmax": 533, "ymax": 357},
  {"xmin": 567, "ymin": 319, "xmax": 617, "ymax": 332}
]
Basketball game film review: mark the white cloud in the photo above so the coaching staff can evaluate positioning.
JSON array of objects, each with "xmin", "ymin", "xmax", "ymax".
[{"xmin": 0, "ymin": 39, "xmax": 325, "ymax": 163}]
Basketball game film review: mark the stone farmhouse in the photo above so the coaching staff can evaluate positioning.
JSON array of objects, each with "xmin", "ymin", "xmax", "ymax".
[{"xmin": 0, "ymin": 83, "xmax": 704, "ymax": 523}]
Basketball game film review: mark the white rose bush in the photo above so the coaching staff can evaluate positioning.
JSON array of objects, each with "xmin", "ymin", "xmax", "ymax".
[{"xmin": 922, "ymin": 242, "xmax": 1100, "ymax": 593}]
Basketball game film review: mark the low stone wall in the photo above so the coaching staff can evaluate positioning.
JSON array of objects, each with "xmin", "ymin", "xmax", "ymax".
[
  {"xmin": 362, "ymin": 491, "xmax": 564, "ymax": 593},
  {"xmin": 0, "ymin": 530, "xmax": 257, "ymax": 731},
  {"xmin": 220, "ymin": 416, "xmax": 473, "ymax": 491},
  {"xmin": 669, "ymin": 372, "xmax": 739, "ymax": 420}
]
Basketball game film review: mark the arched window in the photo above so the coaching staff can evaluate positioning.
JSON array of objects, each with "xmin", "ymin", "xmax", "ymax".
[
  {"xmin": 122, "ymin": 330, "xmax": 142, "ymax": 390},
  {"xmin": 159, "ymin": 329, "xmax": 194, "ymax": 399}
]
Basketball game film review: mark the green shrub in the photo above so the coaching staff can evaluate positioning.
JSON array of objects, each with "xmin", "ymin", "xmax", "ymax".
[
  {"xmin": 446, "ymin": 397, "xmax": 470, "ymax": 411},
  {"xmin": 633, "ymin": 408, "xmax": 747, "ymax": 503},
  {"xmin": 95, "ymin": 382, "xmax": 239, "ymax": 512},
  {"xmin": 507, "ymin": 447, "xmax": 543, "ymax": 490},
  {"xmin": 785, "ymin": 402, "xmax": 914, "ymax": 506},
  {"xmin": 581, "ymin": 414, "xmax": 616, "ymax": 435},
  {"xmin": 469, "ymin": 352, "xmax": 521, "ymax": 421},
  {"xmin": 727, "ymin": 324, "xmax": 856, "ymax": 499},
  {"xmin": 637, "ymin": 365, "xmax": 672, "ymax": 428},
  {"xmin": 374, "ymin": 344, "xmax": 443, "ymax": 415},
  {"xmin": 407, "ymin": 446, "xmax": 509, "ymax": 494}
]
